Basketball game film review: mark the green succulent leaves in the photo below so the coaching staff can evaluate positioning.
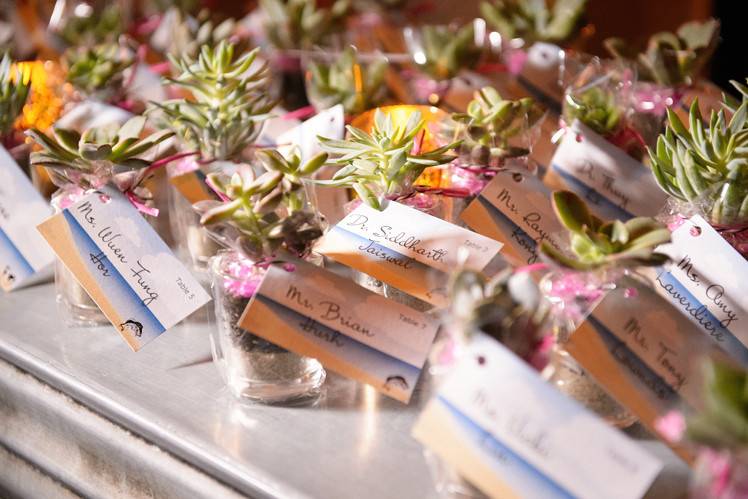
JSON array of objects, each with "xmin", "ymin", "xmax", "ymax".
[
  {"xmin": 151, "ymin": 41, "xmax": 274, "ymax": 161},
  {"xmin": 199, "ymin": 150, "xmax": 327, "ymax": 260},
  {"xmin": 480, "ymin": 0, "xmax": 588, "ymax": 45},
  {"xmin": 306, "ymin": 46, "xmax": 387, "ymax": 115},
  {"xmin": 260, "ymin": 0, "xmax": 350, "ymax": 50},
  {"xmin": 0, "ymin": 53, "xmax": 31, "ymax": 137},
  {"xmin": 648, "ymin": 92, "xmax": 748, "ymax": 226},
  {"xmin": 605, "ymin": 19, "xmax": 720, "ymax": 87},
  {"xmin": 64, "ymin": 42, "xmax": 134, "ymax": 99},
  {"xmin": 317, "ymin": 108, "xmax": 458, "ymax": 210},
  {"xmin": 563, "ymin": 86, "xmax": 621, "ymax": 137},
  {"xmin": 540, "ymin": 191, "xmax": 670, "ymax": 271},
  {"xmin": 409, "ymin": 24, "xmax": 482, "ymax": 81}
]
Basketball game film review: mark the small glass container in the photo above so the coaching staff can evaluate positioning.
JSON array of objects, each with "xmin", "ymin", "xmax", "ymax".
[{"xmin": 209, "ymin": 250, "xmax": 326, "ymax": 403}]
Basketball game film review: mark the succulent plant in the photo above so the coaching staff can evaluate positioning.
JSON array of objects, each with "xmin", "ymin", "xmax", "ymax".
[
  {"xmin": 480, "ymin": 0, "xmax": 588, "ymax": 46},
  {"xmin": 306, "ymin": 46, "xmax": 388, "ymax": 115},
  {"xmin": 317, "ymin": 108, "xmax": 458, "ymax": 210},
  {"xmin": 540, "ymin": 191, "xmax": 670, "ymax": 271},
  {"xmin": 406, "ymin": 24, "xmax": 482, "ymax": 81},
  {"xmin": 259, "ymin": 0, "xmax": 351, "ymax": 50},
  {"xmin": 648, "ymin": 96, "xmax": 748, "ymax": 226},
  {"xmin": 605, "ymin": 19, "xmax": 720, "ymax": 87},
  {"xmin": 448, "ymin": 86, "xmax": 543, "ymax": 165},
  {"xmin": 64, "ymin": 42, "xmax": 134, "ymax": 101},
  {"xmin": 448, "ymin": 267, "xmax": 548, "ymax": 361},
  {"xmin": 0, "ymin": 53, "xmax": 31, "ymax": 139},
  {"xmin": 26, "ymin": 116, "xmax": 174, "ymax": 190},
  {"xmin": 197, "ymin": 149, "xmax": 328, "ymax": 260},
  {"xmin": 150, "ymin": 41, "xmax": 274, "ymax": 161},
  {"xmin": 161, "ymin": 8, "xmax": 238, "ymax": 59},
  {"xmin": 55, "ymin": 3, "xmax": 124, "ymax": 47},
  {"xmin": 563, "ymin": 86, "xmax": 622, "ymax": 137},
  {"xmin": 686, "ymin": 357, "xmax": 748, "ymax": 451}
]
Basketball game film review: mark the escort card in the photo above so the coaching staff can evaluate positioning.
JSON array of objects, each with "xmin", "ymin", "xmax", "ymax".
[
  {"xmin": 654, "ymin": 215, "xmax": 748, "ymax": 361},
  {"xmin": 238, "ymin": 259, "xmax": 441, "ymax": 403},
  {"xmin": 413, "ymin": 334, "xmax": 662, "ymax": 499},
  {"xmin": 548, "ymin": 119, "xmax": 667, "ymax": 220},
  {"xmin": 37, "ymin": 186, "xmax": 211, "ymax": 350},
  {"xmin": 0, "ymin": 145, "xmax": 55, "ymax": 291},
  {"xmin": 460, "ymin": 170, "xmax": 563, "ymax": 266},
  {"xmin": 316, "ymin": 201, "xmax": 504, "ymax": 307}
]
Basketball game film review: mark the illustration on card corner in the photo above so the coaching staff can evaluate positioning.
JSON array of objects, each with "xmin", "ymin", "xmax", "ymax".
[{"xmin": 120, "ymin": 319, "xmax": 143, "ymax": 338}]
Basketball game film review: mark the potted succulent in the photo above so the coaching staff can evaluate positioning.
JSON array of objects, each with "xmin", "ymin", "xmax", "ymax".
[
  {"xmin": 402, "ymin": 23, "xmax": 483, "ymax": 105},
  {"xmin": 539, "ymin": 190, "xmax": 670, "ymax": 426},
  {"xmin": 648, "ymin": 89, "xmax": 748, "ymax": 258},
  {"xmin": 317, "ymin": 107, "xmax": 457, "ymax": 302},
  {"xmin": 605, "ymin": 19, "xmax": 720, "ymax": 146},
  {"xmin": 49, "ymin": 2, "xmax": 125, "ymax": 49},
  {"xmin": 0, "ymin": 53, "xmax": 31, "ymax": 170},
  {"xmin": 198, "ymin": 148, "xmax": 329, "ymax": 403},
  {"xmin": 26, "ymin": 117, "xmax": 174, "ymax": 324},
  {"xmin": 258, "ymin": 0, "xmax": 351, "ymax": 110},
  {"xmin": 150, "ymin": 41, "xmax": 274, "ymax": 274},
  {"xmin": 443, "ymin": 86, "xmax": 544, "ymax": 195},
  {"xmin": 304, "ymin": 45, "xmax": 388, "ymax": 117},
  {"xmin": 151, "ymin": 8, "xmax": 238, "ymax": 61}
]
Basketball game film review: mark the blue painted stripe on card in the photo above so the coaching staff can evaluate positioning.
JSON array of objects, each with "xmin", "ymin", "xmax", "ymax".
[
  {"xmin": 654, "ymin": 270, "xmax": 748, "ymax": 366},
  {"xmin": 551, "ymin": 164, "xmax": 634, "ymax": 220},
  {"xmin": 517, "ymin": 76, "xmax": 562, "ymax": 115},
  {"xmin": 63, "ymin": 210, "xmax": 166, "ymax": 338},
  {"xmin": 437, "ymin": 396, "xmax": 575, "ymax": 499},
  {"xmin": 0, "ymin": 226, "xmax": 35, "ymax": 276}
]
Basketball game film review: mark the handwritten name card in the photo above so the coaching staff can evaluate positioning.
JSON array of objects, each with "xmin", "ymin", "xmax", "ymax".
[
  {"xmin": 0, "ymin": 145, "xmax": 55, "ymax": 291},
  {"xmin": 413, "ymin": 334, "xmax": 662, "ymax": 499},
  {"xmin": 316, "ymin": 201, "xmax": 503, "ymax": 307},
  {"xmin": 238, "ymin": 259, "xmax": 440, "ymax": 403},
  {"xmin": 461, "ymin": 170, "xmax": 563, "ymax": 266},
  {"xmin": 654, "ymin": 215, "xmax": 748, "ymax": 363},
  {"xmin": 548, "ymin": 119, "xmax": 667, "ymax": 220},
  {"xmin": 37, "ymin": 187, "xmax": 211, "ymax": 350}
]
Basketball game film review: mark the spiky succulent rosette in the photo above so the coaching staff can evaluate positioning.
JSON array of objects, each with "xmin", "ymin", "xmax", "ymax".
[
  {"xmin": 446, "ymin": 86, "xmax": 544, "ymax": 167},
  {"xmin": 196, "ymin": 149, "xmax": 328, "ymax": 261},
  {"xmin": 259, "ymin": 0, "xmax": 351, "ymax": 50},
  {"xmin": 26, "ymin": 116, "xmax": 174, "ymax": 195},
  {"xmin": 404, "ymin": 24, "xmax": 482, "ymax": 81},
  {"xmin": 150, "ymin": 41, "xmax": 274, "ymax": 162},
  {"xmin": 306, "ymin": 46, "xmax": 388, "ymax": 115},
  {"xmin": 648, "ymin": 92, "xmax": 748, "ymax": 228},
  {"xmin": 446, "ymin": 267, "xmax": 549, "ymax": 365},
  {"xmin": 0, "ymin": 53, "xmax": 31, "ymax": 140},
  {"xmin": 540, "ymin": 191, "xmax": 671, "ymax": 271},
  {"xmin": 605, "ymin": 19, "xmax": 720, "ymax": 88},
  {"xmin": 480, "ymin": 0, "xmax": 588, "ymax": 46},
  {"xmin": 63, "ymin": 42, "xmax": 135, "ymax": 103},
  {"xmin": 317, "ymin": 108, "xmax": 459, "ymax": 210}
]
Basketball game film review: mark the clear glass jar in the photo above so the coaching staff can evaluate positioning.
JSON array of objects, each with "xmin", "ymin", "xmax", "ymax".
[
  {"xmin": 424, "ymin": 449, "xmax": 487, "ymax": 499},
  {"xmin": 540, "ymin": 268, "xmax": 637, "ymax": 427},
  {"xmin": 168, "ymin": 184, "xmax": 221, "ymax": 276},
  {"xmin": 209, "ymin": 250, "xmax": 326, "ymax": 404}
]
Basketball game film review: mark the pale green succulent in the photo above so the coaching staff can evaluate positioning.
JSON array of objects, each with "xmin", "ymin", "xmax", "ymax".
[
  {"xmin": 480, "ymin": 0, "xmax": 588, "ymax": 45},
  {"xmin": 197, "ymin": 150, "xmax": 328, "ymax": 259},
  {"xmin": 162, "ymin": 8, "xmax": 237, "ymax": 59},
  {"xmin": 56, "ymin": 3, "xmax": 124, "ymax": 47},
  {"xmin": 648, "ymin": 96, "xmax": 748, "ymax": 226},
  {"xmin": 317, "ymin": 108, "xmax": 458, "ymax": 210},
  {"xmin": 540, "ymin": 191, "xmax": 671, "ymax": 271},
  {"xmin": 448, "ymin": 267, "xmax": 548, "ymax": 360},
  {"xmin": 563, "ymin": 86, "xmax": 622, "ymax": 137},
  {"xmin": 306, "ymin": 46, "xmax": 388, "ymax": 115},
  {"xmin": 0, "ymin": 53, "xmax": 30, "ymax": 138},
  {"xmin": 150, "ymin": 41, "xmax": 274, "ymax": 161},
  {"xmin": 259, "ymin": 0, "xmax": 351, "ymax": 50},
  {"xmin": 26, "ymin": 116, "xmax": 174, "ymax": 189},
  {"xmin": 605, "ymin": 19, "xmax": 720, "ymax": 87},
  {"xmin": 406, "ymin": 24, "xmax": 482, "ymax": 80},
  {"xmin": 64, "ymin": 42, "xmax": 134, "ymax": 101},
  {"xmin": 449, "ymin": 86, "xmax": 543, "ymax": 164}
]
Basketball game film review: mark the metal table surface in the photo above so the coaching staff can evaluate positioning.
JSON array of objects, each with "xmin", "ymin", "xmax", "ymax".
[{"xmin": 0, "ymin": 282, "xmax": 691, "ymax": 498}]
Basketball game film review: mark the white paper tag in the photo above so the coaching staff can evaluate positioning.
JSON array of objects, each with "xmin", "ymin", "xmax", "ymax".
[
  {"xmin": 54, "ymin": 100, "xmax": 134, "ymax": 131},
  {"xmin": 0, "ymin": 145, "xmax": 55, "ymax": 291},
  {"xmin": 461, "ymin": 170, "xmax": 563, "ymax": 265},
  {"xmin": 413, "ymin": 335, "xmax": 662, "ymax": 499},
  {"xmin": 655, "ymin": 215, "xmax": 748, "ymax": 358},
  {"xmin": 316, "ymin": 201, "xmax": 503, "ymax": 306},
  {"xmin": 239, "ymin": 259, "xmax": 440, "ymax": 403},
  {"xmin": 37, "ymin": 187, "xmax": 211, "ymax": 350},
  {"xmin": 549, "ymin": 120, "xmax": 667, "ymax": 220},
  {"xmin": 276, "ymin": 105, "xmax": 345, "ymax": 161}
]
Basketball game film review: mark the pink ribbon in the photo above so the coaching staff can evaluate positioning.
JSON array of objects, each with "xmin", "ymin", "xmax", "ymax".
[{"xmin": 125, "ymin": 190, "xmax": 159, "ymax": 217}]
